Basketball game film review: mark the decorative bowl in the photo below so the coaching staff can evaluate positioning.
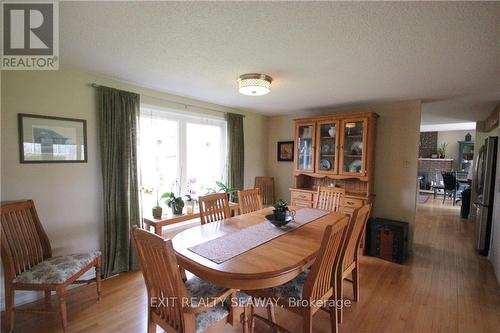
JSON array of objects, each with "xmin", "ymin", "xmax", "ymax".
[{"xmin": 265, "ymin": 214, "xmax": 293, "ymax": 227}]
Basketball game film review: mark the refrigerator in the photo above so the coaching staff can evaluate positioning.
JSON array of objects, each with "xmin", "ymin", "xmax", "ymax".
[{"xmin": 474, "ymin": 136, "xmax": 498, "ymax": 255}]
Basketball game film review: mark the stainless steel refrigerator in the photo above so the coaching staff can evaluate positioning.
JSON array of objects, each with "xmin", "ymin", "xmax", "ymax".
[{"xmin": 474, "ymin": 136, "xmax": 498, "ymax": 255}]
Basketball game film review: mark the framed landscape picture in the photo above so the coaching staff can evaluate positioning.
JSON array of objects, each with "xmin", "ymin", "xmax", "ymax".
[
  {"xmin": 18, "ymin": 114, "xmax": 87, "ymax": 163},
  {"xmin": 277, "ymin": 141, "xmax": 294, "ymax": 161}
]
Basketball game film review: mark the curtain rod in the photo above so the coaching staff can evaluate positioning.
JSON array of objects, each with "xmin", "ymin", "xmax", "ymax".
[{"xmin": 89, "ymin": 83, "xmax": 245, "ymax": 117}]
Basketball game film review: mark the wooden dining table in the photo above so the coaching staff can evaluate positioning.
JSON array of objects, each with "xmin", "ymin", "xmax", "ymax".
[{"xmin": 172, "ymin": 206, "xmax": 347, "ymax": 290}]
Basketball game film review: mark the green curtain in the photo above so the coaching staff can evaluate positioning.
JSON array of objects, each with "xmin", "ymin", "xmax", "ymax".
[
  {"xmin": 226, "ymin": 113, "xmax": 244, "ymax": 201},
  {"xmin": 98, "ymin": 86, "xmax": 141, "ymax": 277}
]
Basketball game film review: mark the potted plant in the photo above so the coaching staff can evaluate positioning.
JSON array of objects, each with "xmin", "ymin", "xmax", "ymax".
[
  {"xmin": 184, "ymin": 194, "xmax": 197, "ymax": 214},
  {"xmin": 438, "ymin": 142, "xmax": 448, "ymax": 158},
  {"xmin": 144, "ymin": 187, "xmax": 163, "ymax": 218},
  {"xmin": 273, "ymin": 199, "xmax": 289, "ymax": 221},
  {"xmin": 207, "ymin": 180, "xmax": 238, "ymax": 201},
  {"xmin": 161, "ymin": 192, "xmax": 185, "ymax": 215}
]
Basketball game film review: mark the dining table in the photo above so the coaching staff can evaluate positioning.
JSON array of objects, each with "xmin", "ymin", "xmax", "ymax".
[{"xmin": 172, "ymin": 206, "xmax": 347, "ymax": 290}]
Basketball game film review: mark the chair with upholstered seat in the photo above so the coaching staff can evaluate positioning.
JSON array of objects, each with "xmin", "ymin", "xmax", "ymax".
[
  {"xmin": 132, "ymin": 226, "xmax": 249, "ymax": 333},
  {"xmin": 198, "ymin": 193, "xmax": 231, "ymax": 225},
  {"xmin": 246, "ymin": 215, "xmax": 350, "ymax": 333},
  {"xmin": 238, "ymin": 189, "xmax": 263, "ymax": 214},
  {"xmin": 254, "ymin": 177, "xmax": 275, "ymax": 206},
  {"xmin": 337, "ymin": 204, "xmax": 371, "ymax": 324},
  {"xmin": 315, "ymin": 186, "xmax": 345, "ymax": 212},
  {"xmin": 1, "ymin": 200, "xmax": 102, "ymax": 333}
]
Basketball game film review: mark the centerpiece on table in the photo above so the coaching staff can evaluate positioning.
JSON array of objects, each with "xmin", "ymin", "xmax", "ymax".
[
  {"xmin": 162, "ymin": 192, "xmax": 185, "ymax": 215},
  {"xmin": 266, "ymin": 199, "xmax": 296, "ymax": 227}
]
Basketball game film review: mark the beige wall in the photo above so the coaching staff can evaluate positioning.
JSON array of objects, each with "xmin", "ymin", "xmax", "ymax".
[
  {"xmin": 0, "ymin": 69, "xmax": 268, "ymax": 307},
  {"xmin": 267, "ymin": 100, "xmax": 422, "ymax": 245},
  {"xmin": 437, "ymin": 130, "xmax": 475, "ymax": 170}
]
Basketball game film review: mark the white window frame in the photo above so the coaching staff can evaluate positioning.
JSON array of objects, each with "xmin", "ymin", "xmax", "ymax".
[{"xmin": 139, "ymin": 104, "xmax": 228, "ymax": 197}]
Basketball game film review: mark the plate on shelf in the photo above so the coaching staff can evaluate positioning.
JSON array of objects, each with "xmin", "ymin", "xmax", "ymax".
[
  {"xmin": 349, "ymin": 141, "xmax": 363, "ymax": 155},
  {"xmin": 320, "ymin": 158, "xmax": 332, "ymax": 170},
  {"xmin": 348, "ymin": 159, "xmax": 362, "ymax": 173}
]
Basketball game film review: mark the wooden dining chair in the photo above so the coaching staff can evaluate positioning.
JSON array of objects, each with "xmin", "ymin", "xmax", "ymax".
[
  {"xmin": 132, "ymin": 226, "xmax": 249, "ymax": 333},
  {"xmin": 337, "ymin": 203, "xmax": 372, "ymax": 324},
  {"xmin": 315, "ymin": 186, "xmax": 345, "ymax": 212},
  {"xmin": 1, "ymin": 200, "xmax": 102, "ymax": 333},
  {"xmin": 254, "ymin": 177, "xmax": 275, "ymax": 206},
  {"xmin": 237, "ymin": 188, "xmax": 263, "ymax": 214},
  {"xmin": 246, "ymin": 215, "xmax": 350, "ymax": 333},
  {"xmin": 198, "ymin": 193, "xmax": 231, "ymax": 225}
]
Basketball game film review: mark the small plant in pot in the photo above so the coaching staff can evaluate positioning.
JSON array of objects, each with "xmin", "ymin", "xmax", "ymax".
[
  {"xmin": 206, "ymin": 181, "xmax": 238, "ymax": 201},
  {"xmin": 162, "ymin": 192, "xmax": 184, "ymax": 215},
  {"xmin": 273, "ymin": 199, "xmax": 289, "ymax": 221},
  {"xmin": 144, "ymin": 187, "xmax": 163, "ymax": 218}
]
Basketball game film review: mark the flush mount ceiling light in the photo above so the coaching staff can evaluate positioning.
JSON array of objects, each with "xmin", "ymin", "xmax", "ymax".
[{"xmin": 237, "ymin": 73, "xmax": 272, "ymax": 96}]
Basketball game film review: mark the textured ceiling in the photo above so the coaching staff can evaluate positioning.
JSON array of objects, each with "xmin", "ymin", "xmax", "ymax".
[{"xmin": 60, "ymin": 2, "xmax": 500, "ymax": 114}]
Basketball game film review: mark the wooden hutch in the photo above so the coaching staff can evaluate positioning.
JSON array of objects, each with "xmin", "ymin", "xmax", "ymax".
[{"xmin": 290, "ymin": 112, "xmax": 378, "ymax": 215}]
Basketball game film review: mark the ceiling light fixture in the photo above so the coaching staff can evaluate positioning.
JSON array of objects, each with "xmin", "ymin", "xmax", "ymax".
[{"xmin": 237, "ymin": 73, "xmax": 272, "ymax": 96}]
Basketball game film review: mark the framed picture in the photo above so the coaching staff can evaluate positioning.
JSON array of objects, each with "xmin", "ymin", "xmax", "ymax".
[
  {"xmin": 18, "ymin": 114, "xmax": 87, "ymax": 163},
  {"xmin": 277, "ymin": 141, "xmax": 294, "ymax": 162}
]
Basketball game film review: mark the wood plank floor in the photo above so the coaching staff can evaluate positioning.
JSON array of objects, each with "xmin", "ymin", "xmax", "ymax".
[{"xmin": 3, "ymin": 197, "xmax": 500, "ymax": 332}]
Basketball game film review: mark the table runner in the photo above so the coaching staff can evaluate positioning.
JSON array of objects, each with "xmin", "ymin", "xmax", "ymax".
[{"xmin": 188, "ymin": 208, "xmax": 330, "ymax": 264}]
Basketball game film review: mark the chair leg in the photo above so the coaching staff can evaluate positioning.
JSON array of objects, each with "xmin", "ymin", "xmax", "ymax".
[
  {"xmin": 45, "ymin": 290, "xmax": 52, "ymax": 304},
  {"xmin": 57, "ymin": 287, "xmax": 68, "ymax": 333},
  {"xmin": 147, "ymin": 309, "xmax": 156, "ymax": 333},
  {"xmin": 303, "ymin": 311, "xmax": 313, "ymax": 333},
  {"xmin": 328, "ymin": 298, "xmax": 338, "ymax": 333},
  {"xmin": 96, "ymin": 257, "xmax": 102, "ymax": 301},
  {"xmin": 352, "ymin": 262, "xmax": 360, "ymax": 302},
  {"xmin": 267, "ymin": 304, "xmax": 278, "ymax": 333},
  {"xmin": 336, "ymin": 272, "xmax": 344, "ymax": 324},
  {"xmin": 250, "ymin": 305, "xmax": 255, "ymax": 333},
  {"xmin": 5, "ymin": 285, "xmax": 15, "ymax": 333},
  {"xmin": 242, "ymin": 305, "xmax": 250, "ymax": 333}
]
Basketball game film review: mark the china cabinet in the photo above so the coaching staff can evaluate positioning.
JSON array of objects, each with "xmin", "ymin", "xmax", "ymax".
[{"xmin": 290, "ymin": 112, "xmax": 378, "ymax": 210}]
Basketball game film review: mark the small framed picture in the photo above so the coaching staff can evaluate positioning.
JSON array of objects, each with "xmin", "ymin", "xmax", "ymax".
[
  {"xmin": 18, "ymin": 114, "xmax": 87, "ymax": 163},
  {"xmin": 277, "ymin": 141, "xmax": 294, "ymax": 162}
]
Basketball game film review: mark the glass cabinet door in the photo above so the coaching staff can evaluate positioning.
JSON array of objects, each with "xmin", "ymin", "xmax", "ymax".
[
  {"xmin": 295, "ymin": 122, "xmax": 315, "ymax": 172},
  {"xmin": 316, "ymin": 120, "xmax": 339, "ymax": 174},
  {"xmin": 340, "ymin": 119, "xmax": 367, "ymax": 175}
]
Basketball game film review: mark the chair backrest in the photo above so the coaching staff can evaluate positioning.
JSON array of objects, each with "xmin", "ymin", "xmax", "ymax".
[
  {"xmin": 315, "ymin": 186, "xmax": 345, "ymax": 212},
  {"xmin": 303, "ymin": 215, "xmax": 349, "ymax": 303},
  {"xmin": 132, "ymin": 226, "xmax": 191, "ymax": 332},
  {"xmin": 198, "ymin": 193, "xmax": 230, "ymax": 225},
  {"xmin": 442, "ymin": 171, "xmax": 457, "ymax": 190},
  {"xmin": 254, "ymin": 177, "xmax": 275, "ymax": 205},
  {"xmin": 0, "ymin": 200, "xmax": 52, "ymax": 282},
  {"xmin": 434, "ymin": 169, "xmax": 444, "ymax": 185},
  {"xmin": 343, "ymin": 204, "xmax": 372, "ymax": 272},
  {"xmin": 237, "ymin": 188, "xmax": 263, "ymax": 214}
]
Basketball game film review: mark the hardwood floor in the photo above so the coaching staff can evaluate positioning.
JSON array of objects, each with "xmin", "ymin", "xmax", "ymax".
[{"xmin": 3, "ymin": 198, "xmax": 500, "ymax": 332}]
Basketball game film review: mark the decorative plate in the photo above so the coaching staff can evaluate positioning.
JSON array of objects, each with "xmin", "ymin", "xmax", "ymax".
[
  {"xmin": 348, "ymin": 159, "xmax": 362, "ymax": 173},
  {"xmin": 321, "ymin": 143, "xmax": 331, "ymax": 153},
  {"xmin": 349, "ymin": 141, "xmax": 363, "ymax": 155},
  {"xmin": 320, "ymin": 158, "xmax": 332, "ymax": 170},
  {"xmin": 265, "ymin": 214, "xmax": 293, "ymax": 227}
]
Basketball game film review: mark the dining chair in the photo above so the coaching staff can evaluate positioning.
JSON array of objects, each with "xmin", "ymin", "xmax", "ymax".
[
  {"xmin": 254, "ymin": 177, "xmax": 275, "ymax": 206},
  {"xmin": 132, "ymin": 226, "xmax": 250, "ymax": 333},
  {"xmin": 441, "ymin": 171, "xmax": 460, "ymax": 205},
  {"xmin": 198, "ymin": 193, "xmax": 231, "ymax": 225},
  {"xmin": 337, "ymin": 203, "xmax": 372, "ymax": 324},
  {"xmin": 238, "ymin": 188, "xmax": 263, "ymax": 214},
  {"xmin": 1, "ymin": 200, "xmax": 102, "ymax": 333},
  {"xmin": 315, "ymin": 186, "xmax": 345, "ymax": 212},
  {"xmin": 246, "ymin": 215, "xmax": 350, "ymax": 333}
]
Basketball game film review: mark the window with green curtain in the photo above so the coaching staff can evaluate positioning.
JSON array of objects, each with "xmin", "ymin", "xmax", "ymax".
[
  {"xmin": 226, "ymin": 113, "xmax": 244, "ymax": 201},
  {"xmin": 97, "ymin": 86, "xmax": 141, "ymax": 277}
]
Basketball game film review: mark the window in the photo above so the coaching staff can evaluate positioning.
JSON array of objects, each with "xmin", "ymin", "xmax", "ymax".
[{"xmin": 139, "ymin": 106, "xmax": 227, "ymax": 212}]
